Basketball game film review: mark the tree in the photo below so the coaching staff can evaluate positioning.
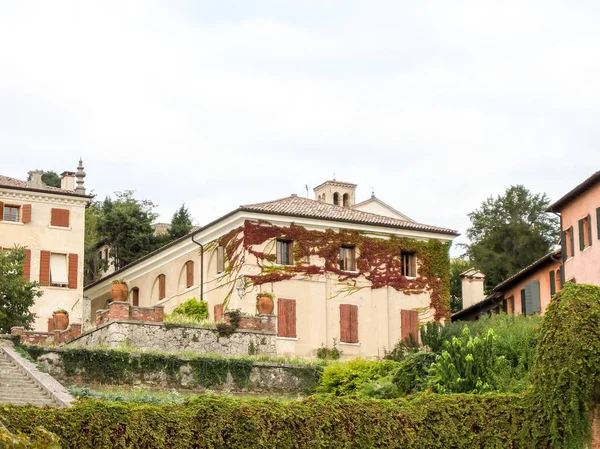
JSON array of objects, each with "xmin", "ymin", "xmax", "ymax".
[
  {"xmin": 449, "ymin": 257, "xmax": 471, "ymax": 313},
  {"xmin": 0, "ymin": 247, "xmax": 42, "ymax": 332},
  {"xmin": 168, "ymin": 204, "xmax": 193, "ymax": 240},
  {"xmin": 83, "ymin": 202, "xmax": 104, "ymax": 285},
  {"xmin": 95, "ymin": 191, "xmax": 158, "ymax": 271},
  {"xmin": 41, "ymin": 171, "xmax": 61, "ymax": 188},
  {"xmin": 464, "ymin": 185, "xmax": 559, "ymax": 292}
]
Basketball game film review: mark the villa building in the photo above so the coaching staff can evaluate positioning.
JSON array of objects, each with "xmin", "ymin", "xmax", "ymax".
[
  {"xmin": 85, "ymin": 180, "xmax": 458, "ymax": 358},
  {"xmin": 453, "ymin": 170, "xmax": 599, "ymax": 321},
  {"xmin": 0, "ymin": 162, "xmax": 91, "ymax": 330}
]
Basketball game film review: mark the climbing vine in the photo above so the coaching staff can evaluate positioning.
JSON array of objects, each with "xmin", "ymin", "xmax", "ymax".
[{"xmin": 213, "ymin": 220, "xmax": 451, "ymax": 320}]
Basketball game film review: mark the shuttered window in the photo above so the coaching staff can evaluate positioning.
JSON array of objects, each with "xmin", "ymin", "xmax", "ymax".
[
  {"xmin": 277, "ymin": 298, "xmax": 296, "ymax": 338},
  {"xmin": 158, "ymin": 274, "xmax": 166, "ymax": 300},
  {"xmin": 340, "ymin": 304, "xmax": 359, "ymax": 343},
  {"xmin": 579, "ymin": 215, "xmax": 592, "ymax": 250},
  {"xmin": 555, "ymin": 269, "xmax": 562, "ymax": 293},
  {"xmin": 50, "ymin": 208, "xmax": 70, "ymax": 227},
  {"xmin": 39, "ymin": 250, "xmax": 51, "ymax": 285},
  {"xmin": 68, "ymin": 253, "xmax": 78, "ymax": 289},
  {"xmin": 339, "ymin": 246, "xmax": 356, "ymax": 271},
  {"xmin": 523, "ymin": 280, "xmax": 541, "ymax": 315},
  {"xmin": 216, "ymin": 246, "xmax": 224, "ymax": 273},
  {"xmin": 185, "ymin": 261, "xmax": 194, "ymax": 288},
  {"xmin": 506, "ymin": 296, "xmax": 515, "ymax": 315},
  {"xmin": 520, "ymin": 289, "xmax": 526, "ymax": 315},
  {"xmin": 132, "ymin": 287, "xmax": 140, "ymax": 306},
  {"xmin": 22, "ymin": 204, "xmax": 32, "ymax": 223},
  {"xmin": 50, "ymin": 253, "xmax": 68, "ymax": 286},
  {"xmin": 23, "ymin": 249, "xmax": 31, "ymax": 281},
  {"xmin": 401, "ymin": 309, "xmax": 418, "ymax": 341},
  {"xmin": 276, "ymin": 240, "xmax": 293, "ymax": 265},
  {"xmin": 3, "ymin": 205, "xmax": 19, "ymax": 222},
  {"xmin": 549, "ymin": 270, "xmax": 556, "ymax": 297},
  {"xmin": 400, "ymin": 253, "xmax": 417, "ymax": 277}
]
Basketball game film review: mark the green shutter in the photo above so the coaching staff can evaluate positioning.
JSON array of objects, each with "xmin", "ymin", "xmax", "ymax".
[
  {"xmin": 550, "ymin": 270, "xmax": 556, "ymax": 297},
  {"xmin": 502, "ymin": 299, "xmax": 507, "ymax": 313},
  {"xmin": 597, "ymin": 207, "xmax": 600, "ymax": 240},
  {"xmin": 529, "ymin": 280, "xmax": 541, "ymax": 314},
  {"xmin": 587, "ymin": 214, "xmax": 592, "ymax": 247},
  {"xmin": 560, "ymin": 267, "xmax": 565, "ymax": 287},
  {"xmin": 569, "ymin": 226, "xmax": 575, "ymax": 257},
  {"xmin": 561, "ymin": 231, "xmax": 567, "ymax": 262},
  {"xmin": 579, "ymin": 219, "xmax": 585, "ymax": 251},
  {"xmin": 521, "ymin": 289, "xmax": 526, "ymax": 315}
]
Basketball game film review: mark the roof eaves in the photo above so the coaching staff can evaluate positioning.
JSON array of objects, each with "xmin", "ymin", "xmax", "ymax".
[
  {"xmin": 492, "ymin": 249, "xmax": 561, "ymax": 293},
  {"xmin": 546, "ymin": 171, "xmax": 600, "ymax": 212},
  {"xmin": 451, "ymin": 292, "xmax": 502, "ymax": 322},
  {"xmin": 0, "ymin": 183, "xmax": 93, "ymax": 200}
]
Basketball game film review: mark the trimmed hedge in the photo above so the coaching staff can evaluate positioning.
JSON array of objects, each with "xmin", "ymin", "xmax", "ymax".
[{"xmin": 0, "ymin": 394, "xmax": 528, "ymax": 448}]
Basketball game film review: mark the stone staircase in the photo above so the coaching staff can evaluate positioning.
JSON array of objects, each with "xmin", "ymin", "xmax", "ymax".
[{"xmin": 0, "ymin": 351, "xmax": 58, "ymax": 406}]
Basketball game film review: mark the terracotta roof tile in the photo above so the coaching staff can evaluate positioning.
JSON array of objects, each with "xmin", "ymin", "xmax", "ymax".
[
  {"xmin": 0, "ymin": 174, "xmax": 89, "ymax": 197},
  {"xmin": 240, "ymin": 195, "xmax": 458, "ymax": 235}
]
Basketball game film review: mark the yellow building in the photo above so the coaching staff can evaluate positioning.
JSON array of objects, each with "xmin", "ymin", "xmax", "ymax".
[
  {"xmin": 0, "ymin": 162, "xmax": 91, "ymax": 330},
  {"xmin": 85, "ymin": 180, "xmax": 457, "ymax": 358}
]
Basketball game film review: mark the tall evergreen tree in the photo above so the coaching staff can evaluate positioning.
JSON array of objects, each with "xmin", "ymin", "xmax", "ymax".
[
  {"xmin": 464, "ymin": 185, "xmax": 559, "ymax": 292},
  {"xmin": 168, "ymin": 204, "xmax": 193, "ymax": 240}
]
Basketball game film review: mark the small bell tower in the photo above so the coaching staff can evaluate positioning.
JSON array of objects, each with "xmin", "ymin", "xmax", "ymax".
[{"xmin": 313, "ymin": 179, "xmax": 357, "ymax": 207}]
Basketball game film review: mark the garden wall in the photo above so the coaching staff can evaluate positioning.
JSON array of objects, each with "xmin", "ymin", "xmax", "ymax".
[
  {"xmin": 24, "ymin": 346, "xmax": 320, "ymax": 394},
  {"xmin": 68, "ymin": 319, "xmax": 276, "ymax": 357}
]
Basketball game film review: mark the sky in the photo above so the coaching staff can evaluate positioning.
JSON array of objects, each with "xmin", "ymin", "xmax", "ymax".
[{"xmin": 1, "ymin": 1, "xmax": 599, "ymax": 255}]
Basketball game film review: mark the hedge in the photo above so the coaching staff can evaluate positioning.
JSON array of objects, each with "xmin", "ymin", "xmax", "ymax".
[{"xmin": 0, "ymin": 394, "xmax": 528, "ymax": 448}]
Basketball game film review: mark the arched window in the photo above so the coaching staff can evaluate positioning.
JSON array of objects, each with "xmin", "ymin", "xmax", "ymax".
[
  {"xmin": 185, "ymin": 261, "xmax": 194, "ymax": 288},
  {"xmin": 132, "ymin": 287, "xmax": 140, "ymax": 306},
  {"xmin": 343, "ymin": 193, "xmax": 349, "ymax": 207},
  {"xmin": 333, "ymin": 192, "xmax": 339, "ymax": 206},
  {"xmin": 157, "ymin": 274, "xmax": 166, "ymax": 300},
  {"xmin": 318, "ymin": 194, "xmax": 322, "ymax": 202},
  {"xmin": 322, "ymin": 193, "xmax": 326, "ymax": 202}
]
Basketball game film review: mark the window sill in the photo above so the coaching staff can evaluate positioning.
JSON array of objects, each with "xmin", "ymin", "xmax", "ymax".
[
  {"xmin": 404, "ymin": 276, "xmax": 417, "ymax": 280},
  {"xmin": 583, "ymin": 246, "xmax": 591, "ymax": 252},
  {"xmin": 340, "ymin": 270, "xmax": 359, "ymax": 274},
  {"xmin": 0, "ymin": 220, "xmax": 23, "ymax": 226},
  {"xmin": 43, "ymin": 285, "xmax": 70, "ymax": 290},
  {"xmin": 339, "ymin": 342, "xmax": 360, "ymax": 346},
  {"xmin": 276, "ymin": 336, "xmax": 298, "ymax": 341},
  {"xmin": 48, "ymin": 225, "xmax": 72, "ymax": 231}
]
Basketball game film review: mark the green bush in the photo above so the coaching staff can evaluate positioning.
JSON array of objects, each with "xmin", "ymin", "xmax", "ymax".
[
  {"xmin": 393, "ymin": 351, "xmax": 437, "ymax": 395},
  {"xmin": 0, "ymin": 394, "xmax": 529, "ymax": 448},
  {"xmin": 0, "ymin": 425, "xmax": 60, "ymax": 449},
  {"xmin": 172, "ymin": 298, "xmax": 208, "ymax": 320},
  {"xmin": 428, "ymin": 326, "xmax": 504, "ymax": 394},
  {"xmin": 315, "ymin": 358, "xmax": 400, "ymax": 396}
]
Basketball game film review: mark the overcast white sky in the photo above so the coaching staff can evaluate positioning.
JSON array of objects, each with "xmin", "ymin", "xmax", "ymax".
[{"xmin": 1, "ymin": 1, "xmax": 599, "ymax": 255}]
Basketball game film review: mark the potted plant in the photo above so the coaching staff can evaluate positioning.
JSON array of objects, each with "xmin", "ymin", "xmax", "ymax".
[
  {"xmin": 256, "ymin": 292, "xmax": 274, "ymax": 315},
  {"xmin": 53, "ymin": 309, "xmax": 69, "ymax": 331},
  {"xmin": 111, "ymin": 279, "xmax": 128, "ymax": 302}
]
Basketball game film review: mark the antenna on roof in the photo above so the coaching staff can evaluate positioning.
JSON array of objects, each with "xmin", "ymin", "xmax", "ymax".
[
  {"xmin": 305, "ymin": 184, "xmax": 309, "ymax": 198},
  {"xmin": 333, "ymin": 172, "xmax": 336, "ymax": 181},
  {"xmin": 371, "ymin": 185, "xmax": 375, "ymax": 198}
]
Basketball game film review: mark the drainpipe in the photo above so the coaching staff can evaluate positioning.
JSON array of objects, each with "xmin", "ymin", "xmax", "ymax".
[{"xmin": 191, "ymin": 234, "xmax": 204, "ymax": 301}]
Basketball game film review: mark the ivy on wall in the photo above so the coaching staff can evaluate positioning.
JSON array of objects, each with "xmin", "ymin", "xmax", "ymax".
[{"xmin": 211, "ymin": 220, "xmax": 451, "ymax": 320}]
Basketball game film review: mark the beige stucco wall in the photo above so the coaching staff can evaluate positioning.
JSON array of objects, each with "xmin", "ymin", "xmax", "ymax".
[
  {"xmin": 461, "ymin": 276, "xmax": 485, "ymax": 309},
  {"xmin": 85, "ymin": 214, "xmax": 452, "ymax": 358},
  {"xmin": 314, "ymin": 183, "xmax": 356, "ymax": 206},
  {"xmin": 561, "ymin": 183, "xmax": 600, "ymax": 285},
  {"xmin": 0, "ymin": 188, "xmax": 88, "ymax": 330}
]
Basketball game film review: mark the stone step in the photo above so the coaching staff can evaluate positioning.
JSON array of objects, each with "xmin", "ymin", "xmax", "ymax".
[{"xmin": 0, "ymin": 353, "xmax": 57, "ymax": 406}]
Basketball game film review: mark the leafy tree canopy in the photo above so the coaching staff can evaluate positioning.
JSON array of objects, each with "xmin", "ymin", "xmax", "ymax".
[
  {"xmin": 168, "ymin": 204, "xmax": 193, "ymax": 240},
  {"xmin": 0, "ymin": 247, "xmax": 42, "ymax": 332},
  {"xmin": 41, "ymin": 171, "xmax": 61, "ymax": 188},
  {"xmin": 94, "ymin": 191, "xmax": 158, "ymax": 271},
  {"xmin": 464, "ymin": 185, "xmax": 559, "ymax": 292}
]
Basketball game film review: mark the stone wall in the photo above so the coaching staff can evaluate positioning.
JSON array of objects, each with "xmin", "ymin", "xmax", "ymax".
[
  {"xmin": 69, "ymin": 320, "xmax": 277, "ymax": 357},
  {"xmin": 95, "ymin": 301, "xmax": 164, "ymax": 327},
  {"xmin": 31, "ymin": 348, "xmax": 320, "ymax": 394},
  {"xmin": 11, "ymin": 323, "xmax": 82, "ymax": 346}
]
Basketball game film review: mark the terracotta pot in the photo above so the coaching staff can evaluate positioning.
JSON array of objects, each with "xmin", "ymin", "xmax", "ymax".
[
  {"xmin": 111, "ymin": 283, "xmax": 128, "ymax": 302},
  {"xmin": 256, "ymin": 295, "xmax": 274, "ymax": 314},
  {"xmin": 53, "ymin": 312, "xmax": 69, "ymax": 331}
]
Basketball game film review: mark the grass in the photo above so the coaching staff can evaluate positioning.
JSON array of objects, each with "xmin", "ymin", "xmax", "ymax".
[{"xmin": 163, "ymin": 313, "xmax": 216, "ymax": 327}]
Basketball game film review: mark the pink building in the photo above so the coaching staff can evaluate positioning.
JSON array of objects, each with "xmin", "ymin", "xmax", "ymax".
[{"xmin": 453, "ymin": 170, "xmax": 599, "ymax": 322}]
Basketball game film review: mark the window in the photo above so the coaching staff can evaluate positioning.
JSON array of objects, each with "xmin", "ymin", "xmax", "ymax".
[
  {"xmin": 158, "ymin": 274, "xmax": 166, "ymax": 300},
  {"xmin": 216, "ymin": 246, "xmax": 224, "ymax": 273},
  {"xmin": 104, "ymin": 248, "xmax": 109, "ymax": 260},
  {"xmin": 342, "ymin": 193, "xmax": 349, "ymax": 207},
  {"xmin": 522, "ymin": 280, "xmax": 541, "ymax": 315},
  {"xmin": 562, "ymin": 226, "xmax": 575, "ymax": 260},
  {"xmin": 506, "ymin": 296, "xmax": 515, "ymax": 315},
  {"xmin": 132, "ymin": 287, "xmax": 139, "ymax": 306},
  {"xmin": 400, "ymin": 309, "xmax": 418, "ymax": 341},
  {"xmin": 277, "ymin": 298, "xmax": 296, "ymax": 338},
  {"xmin": 333, "ymin": 192, "xmax": 339, "ymax": 206},
  {"xmin": 3, "ymin": 205, "xmax": 19, "ymax": 222},
  {"xmin": 400, "ymin": 253, "xmax": 416, "ymax": 277},
  {"xmin": 339, "ymin": 246, "xmax": 356, "ymax": 271},
  {"xmin": 276, "ymin": 240, "xmax": 293, "ymax": 265},
  {"xmin": 550, "ymin": 270, "xmax": 556, "ymax": 297},
  {"xmin": 579, "ymin": 215, "xmax": 592, "ymax": 250},
  {"xmin": 555, "ymin": 268, "xmax": 561, "ymax": 293},
  {"xmin": 98, "ymin": 250, "xmax": 103, "ymax": 261},
  {"xmin": 50, "ymin": 253, "xmax": 68, "ymax": 287},
  {"xmin": 340, "ymin": 304, "xmax": 358, "ymax": 343},
  {"xmin": 50, "ymin": 208, "xmax": 70, "ymax": 227},
  {"xmin": 185, "ymin": 261, "xmax": 194, "ymax": 288}
]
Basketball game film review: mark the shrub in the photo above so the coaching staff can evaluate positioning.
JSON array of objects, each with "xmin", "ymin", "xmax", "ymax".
[
  {"xmin": 0, "ymin": 394, "xmax": 528, "ymax": 448},
  {"xmin": 316, "ymin": 338, "xmax": 342, "ymax": 360},
  {"xmin": 316, "ymin": 358, "xmax": 400, "ymax": 396},
  {"xmin": 172, "ymin": 298, "xmax": 208, "ymax": 320},
  {"xmin": 383, "ymin": 334, "xmax": 419, "ymax": 361},
  {"xmin": 393, "ymin": 351, "xmax": 437, "ymax": 395}
]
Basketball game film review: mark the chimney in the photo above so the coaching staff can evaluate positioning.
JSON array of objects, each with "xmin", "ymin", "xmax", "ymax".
[
  {"xmin": 460, "ymin": 268, "xmax": 486, "ymax": 309},
  {"xmin": 27, "ymin": 170, "xmax": 46, "ymax": 189},
  {"xmin": 60, "ymin": 171, "xmax": 76, "ymax": 191}
]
